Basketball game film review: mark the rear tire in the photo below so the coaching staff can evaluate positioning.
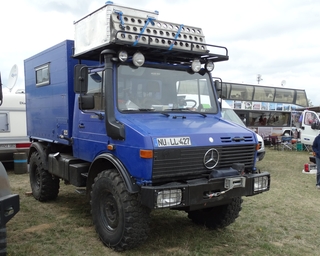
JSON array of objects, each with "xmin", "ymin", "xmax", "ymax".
[
  {"xmin": 91, "ymin": 169, "xmax": 150, "ymax": 251},
  {"xmin": 29, "ymin": 151, "xmax": 60, "ymax": 201},
  {"xmin": 188, "ymin": 197, "xmax": 243, "ymax": 229}
]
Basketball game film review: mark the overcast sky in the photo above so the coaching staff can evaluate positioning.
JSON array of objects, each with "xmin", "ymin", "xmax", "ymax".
[{"xmin": 1, "ymin": 0, "xmax": 319, "ymax": 105}]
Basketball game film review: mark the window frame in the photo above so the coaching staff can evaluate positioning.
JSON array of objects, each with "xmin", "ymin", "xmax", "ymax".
[{"xmin": 35, "ymin": 63, "xmax": 50, "ymax": 87}]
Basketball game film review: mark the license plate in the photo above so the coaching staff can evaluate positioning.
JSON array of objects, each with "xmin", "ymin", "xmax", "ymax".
[
  {"xmin": 156, "ymin": 137, "xmax": 191, "ymax": 147},
  {"xmin": 0, "ymin": 144, "xmax": 16, "ymax": 149}
]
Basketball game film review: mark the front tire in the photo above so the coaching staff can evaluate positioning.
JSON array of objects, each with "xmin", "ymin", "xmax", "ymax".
[
  {"xmin": 91, "ymin": 169, "xmax": 150, "ymax": 251},
  {"xmin": 29, "ymin": 151, "xmax": 60, "ymax": 202},
  {"xmin": 187, "ymin": 197, "xmax": 243, "ymax": 229}
]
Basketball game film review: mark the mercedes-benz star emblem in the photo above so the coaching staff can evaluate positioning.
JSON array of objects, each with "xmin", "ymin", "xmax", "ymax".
[{"xmin": 203, "ymin": 148, "xmax": 219, "ymax": 169}]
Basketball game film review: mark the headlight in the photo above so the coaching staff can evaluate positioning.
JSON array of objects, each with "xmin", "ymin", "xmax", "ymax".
[
  {"xmin": 156, "ymin": 189, "xmax": 182, "ymax": 208},
  {"xmin": 254, "ymin": 176, "xmax": 269, "ymax": 192}
]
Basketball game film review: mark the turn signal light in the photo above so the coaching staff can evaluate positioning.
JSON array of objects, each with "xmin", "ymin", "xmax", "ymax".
[{"xmin": 140, "ymin": 149, "xmax": 153, "ymax": 159}]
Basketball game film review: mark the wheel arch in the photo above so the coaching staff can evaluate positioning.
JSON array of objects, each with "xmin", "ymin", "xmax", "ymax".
[
  {"xmin": 28, "ymin": 142, "xmax": 48, "ymax": 169},
  {"xmin": 86, "ymin": 153, "xmax": 139, "ymax": 196}
]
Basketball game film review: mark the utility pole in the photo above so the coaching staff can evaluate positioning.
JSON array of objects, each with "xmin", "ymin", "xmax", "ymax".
[{"xmin": 257, "ymin": 74, "xmax": 263, "ymax": 84}]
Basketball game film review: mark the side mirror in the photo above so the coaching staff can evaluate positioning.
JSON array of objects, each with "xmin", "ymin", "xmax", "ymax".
[
  {"xmin": 311, "ymin": 122, "xmax": 320, "ymax": 130},
  {"xmin": 74, "ymin": 64, "xmax": 88, "ymax": 93},
  {"xmin": 78, "ymin": 95, "xmax": 95, "ymax": 110},
  {"xmin": 214, "ymin": 80, "xmax": 227, "ymax": 99}
]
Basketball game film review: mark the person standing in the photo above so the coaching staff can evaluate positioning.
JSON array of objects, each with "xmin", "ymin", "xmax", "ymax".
[{"xmin": 312, "ymin": 133, "xmax": 320, "ymax": 189}]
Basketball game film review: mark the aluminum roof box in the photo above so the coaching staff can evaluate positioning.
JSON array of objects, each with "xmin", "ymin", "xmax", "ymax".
[{"xmin": 73, "ymin": 2, "xmax": 207, "ymax": 58}]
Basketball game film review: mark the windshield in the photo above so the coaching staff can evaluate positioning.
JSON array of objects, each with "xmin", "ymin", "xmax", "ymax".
[{"xmin": 117, "ymin": 65, "xmax": 218, "ymax": 113}]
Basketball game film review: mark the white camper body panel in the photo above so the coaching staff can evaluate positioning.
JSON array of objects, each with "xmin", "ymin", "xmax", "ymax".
[{"xmin": 0, "ymin": 93, "xmax": 30, "ymax": 162}]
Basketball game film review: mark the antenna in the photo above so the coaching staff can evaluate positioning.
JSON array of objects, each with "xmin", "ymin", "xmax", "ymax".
[{"xmin": 6, "ymin": 64, "xmax": 18, "ymax": 92}]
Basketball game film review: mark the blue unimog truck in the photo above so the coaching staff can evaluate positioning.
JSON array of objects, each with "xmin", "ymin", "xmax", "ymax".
[{"xmin": 24, "ymin": 2, "xmax": 270, "ymax": 251}]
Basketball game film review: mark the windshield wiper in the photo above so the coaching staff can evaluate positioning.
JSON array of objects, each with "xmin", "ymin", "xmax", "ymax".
[
  {"xmin": 122, "ymin": 108, "xmax": 155, "ymax": 112},
  {"xmin": 196, "ymin": 112, "xmax": 207, "ymax": 117},
  {"xmin": 138, "ymin": 108, "xmax": 156, "ymax": 111},
  {"xmin": 139, "ymin": 109, "xmax": 170, "ymax": 117},
  {"xmin": 164, "ymin": 108, "xmax": 186, "ymax": 111},
  {"xmin": 122, "ymin": 109, "xmax": 169, "ymax": 117},
  {"xmin": 164, "ymin": 108, "xmax": 207, "ymax": 117},
  {"xmin": 160, "ymin": 112, "xmax": 170, "ymax": 117}
]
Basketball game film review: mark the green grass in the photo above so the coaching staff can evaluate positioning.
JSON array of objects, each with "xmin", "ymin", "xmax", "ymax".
[{"xmin": 6, "ymin": 148, "xmax": 320, "ymax": 256}]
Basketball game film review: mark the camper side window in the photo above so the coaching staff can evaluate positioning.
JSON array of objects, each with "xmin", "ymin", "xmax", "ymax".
[{"xmin": 35, "ymin": 63, "xmax": 50, "ymax": 86}]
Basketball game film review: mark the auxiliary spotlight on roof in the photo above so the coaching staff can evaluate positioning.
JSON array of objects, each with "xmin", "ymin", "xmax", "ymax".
[
  {"xmin": 118, "ymin": 50, "xmax": 128, "ymax": 62},
  {"xmin": 205, "ymin": 61, "xmax": 214, "ymax": 72},
  {"xmin": 132, "ymin": 52, "xmax": 145, "ymax": 67},
  {"xmin": 191, "ymin": 59, "xmax": 201, "ymax": 73}
]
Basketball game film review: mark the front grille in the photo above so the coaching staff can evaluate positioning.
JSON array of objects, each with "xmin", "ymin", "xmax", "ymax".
[
  {"xmin": 152, "ymin": 144, "xmax": 256, "ymax": 182},
  {"xmin": 220, "ymin": 135, "xmax": 255, "ymax": 143}
]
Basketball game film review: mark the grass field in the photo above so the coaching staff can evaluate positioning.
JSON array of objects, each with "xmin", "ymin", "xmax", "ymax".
[{"xmin": 5, "ymin": 148, "xmax": 320, "ymax": 256}]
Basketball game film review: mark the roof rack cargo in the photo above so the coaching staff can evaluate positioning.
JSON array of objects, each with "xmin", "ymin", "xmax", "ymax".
[{"xmin": 73, "ymin": 2, "xmax": 228, "ymax": 63}]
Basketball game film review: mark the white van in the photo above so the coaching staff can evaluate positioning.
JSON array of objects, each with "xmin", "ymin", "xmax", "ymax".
[
  {"xmin": 221, "ymin": 100, "xmax": 265, "ymax": 161},
  {"xmin": 298, "ymin": 110, "xmax": 320, "ymax": 146},
  {"xmin": 0, "ymin": 92, "xmax": 30, "ymax": 162}
]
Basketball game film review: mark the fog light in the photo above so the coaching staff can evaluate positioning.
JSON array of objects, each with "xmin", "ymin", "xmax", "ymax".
[
  {"xmin": 132, "ymin": 52, "xmax": 145, "ymax": 67},
  {"xmin": 156, "ymin": 189, "xmax": 182, "ymax": 208},
  {"xmin": 254, "ymin": 176, "xmax": 269, "ymax": 192},
  {"xmin": 191, "ymin": 59, "xmax": 201, "ymax": 73}
]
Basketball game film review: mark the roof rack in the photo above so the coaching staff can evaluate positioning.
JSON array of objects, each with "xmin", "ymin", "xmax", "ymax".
[{"xmin": 73, "ymin": 3, "xmax": 228, "ymax": 63}]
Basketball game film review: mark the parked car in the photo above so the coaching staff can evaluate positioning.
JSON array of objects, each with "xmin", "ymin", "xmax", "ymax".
[{"xmin": 221, "ymin": 100, "xmax": 265, "ymax": 161}]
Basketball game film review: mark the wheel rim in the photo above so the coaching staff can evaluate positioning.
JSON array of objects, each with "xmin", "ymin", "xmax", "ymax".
[
  {"xmin": 101, "ymin": 193, "xmax": 119, "ymax": 231},
  {"xmin": 30, "ymin": 162, "xmax": 41, "ymax": 191}
]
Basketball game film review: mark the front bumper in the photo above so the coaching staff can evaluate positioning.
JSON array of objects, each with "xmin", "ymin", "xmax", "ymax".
[
  {"xmin": 0, "ymin": 194, "xmax": 20, "ymax": 226},
  {"xmin": 141, "ymin": 172, "xmax": 270, "ymax": 210},
  {"xmin": 257, "ymin": 151, "xmax": 266, "ymax": 161}
]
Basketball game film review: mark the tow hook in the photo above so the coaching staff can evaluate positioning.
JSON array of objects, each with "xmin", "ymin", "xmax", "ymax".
[
  {"xmin": 204, "ymin": 177, "xmax": 246, "ymax": 199},
  {"xmin": 204, "ymin": 189, "xmax": 231, "ymax": 199}
]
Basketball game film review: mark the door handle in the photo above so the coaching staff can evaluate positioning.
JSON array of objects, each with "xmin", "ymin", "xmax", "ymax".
[{"xmin": 78, "ymin": 123, "xmax": 85, "ymax": 128}]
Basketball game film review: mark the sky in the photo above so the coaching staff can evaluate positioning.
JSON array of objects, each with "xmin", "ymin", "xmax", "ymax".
[{"xmin": 1, "ymin": 0, "xmax": 320, "ymax": 105}]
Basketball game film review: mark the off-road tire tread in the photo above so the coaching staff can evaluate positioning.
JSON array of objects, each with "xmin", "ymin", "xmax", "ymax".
[
  {"xmin": 91, "ymin": 169, "xmax": 150, "ymax": 251},
  {"xmin": 29, "ymin": 151, "xmax": 60, "ymax": 202},
  {"xmin": 188, "ymin": 197, "xmax": 243, "ymax": 229}
]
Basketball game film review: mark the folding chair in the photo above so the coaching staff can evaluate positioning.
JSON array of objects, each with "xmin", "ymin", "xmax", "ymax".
[
  {"xmin": 280, "ymin": 136, "xmax": 294, "ymax": 150},
  {"xmin": 303, "ymin": 144, "xmax": 313, "ymax": 152}
]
